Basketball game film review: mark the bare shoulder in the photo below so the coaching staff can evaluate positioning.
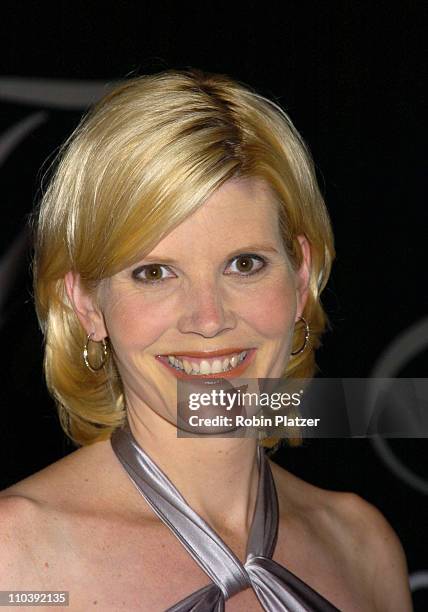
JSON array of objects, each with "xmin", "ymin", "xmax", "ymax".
[
  {"xmin": 0, "ymin": 454, "xmax": 70, "ymax": 584},
  {"xmin": 0, "ymin": 439, "xmax": 122, "ymax": 582},
  {"xmin": 0, "ymin": 492, "xmax": 50, "ymax": 585},
  {"xmin": 0, "ymin": 438, "xmax": 119, "ymax": 512},
  {"xmin": 269, "ymin": 459, "xmax": 413, "ymax": 611},
  {"xmin": 332, "ymin": 492, "xmax": 413, "ymax": 612},
  {"xmin": 0, "ymin": 435, "xmax": 151, "ymax": 538}
]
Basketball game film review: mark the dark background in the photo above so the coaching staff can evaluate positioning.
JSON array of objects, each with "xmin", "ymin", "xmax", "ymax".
[{"xmin": 0, "ymin": 1, "xmax": 427, "ymax": 608}]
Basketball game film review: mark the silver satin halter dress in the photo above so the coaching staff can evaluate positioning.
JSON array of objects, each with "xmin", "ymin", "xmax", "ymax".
[{"xmin": 111, "ymin": 423, "xmax": 340, "ymax": 611}]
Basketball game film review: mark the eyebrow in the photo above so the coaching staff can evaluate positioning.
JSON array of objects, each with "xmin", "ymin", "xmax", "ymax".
[{"xmin": 138, "ymin": 243, "xmax": 281, "ymax": 265}]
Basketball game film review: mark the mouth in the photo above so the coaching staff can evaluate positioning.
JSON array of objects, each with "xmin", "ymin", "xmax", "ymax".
[{"xmin": 155, "ymin": 348, "xmax": 256, "ymax": 379}]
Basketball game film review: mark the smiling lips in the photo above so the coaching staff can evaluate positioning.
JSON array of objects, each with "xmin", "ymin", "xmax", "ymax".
[{"xmin": 156, "ymin": 348, "xmax": 256, "ymax": 379}]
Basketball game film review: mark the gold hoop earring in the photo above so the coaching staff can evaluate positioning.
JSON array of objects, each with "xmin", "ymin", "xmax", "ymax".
[
  {"xmin": 291, "ymin": 316, "xmax": 310, "ymax": 356},
  {"xmin": 83, "ymin": 333, "xmax": 109, "ymax": 372}
]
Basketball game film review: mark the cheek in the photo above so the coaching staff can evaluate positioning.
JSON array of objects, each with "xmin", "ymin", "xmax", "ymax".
[
  {"xmin": 103, "ymin": 291, "xmax": 177, "ymax": 351},
  {"xmin": 239, "ymin": 277, "xmax": 297, "ymax": 338}
]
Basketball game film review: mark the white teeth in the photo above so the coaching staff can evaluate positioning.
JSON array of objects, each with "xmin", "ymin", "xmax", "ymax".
[
  {"xmin": 199, "ymin": 360, "xmax": 211, "ymax": 374},
  {"xmin": 183, "ymin": 359, "xmax": 193, "ymax": 374},
  {"xmin": 211, "ymin": 359, "xmax": 223, "ymax": 373},
  {"xmin": 165, "ymin": 351, "xmax": 248, "ymax": 374}
]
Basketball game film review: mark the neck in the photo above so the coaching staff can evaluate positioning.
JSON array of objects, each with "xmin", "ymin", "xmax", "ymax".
[{"xmin": 126, "ymin": 401, "xmax": 261, "ymax": 537}]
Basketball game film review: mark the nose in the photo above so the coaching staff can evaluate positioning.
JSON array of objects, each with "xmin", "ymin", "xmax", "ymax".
[{"xmin": 176, "ymin": 279, "xmax": 237, "ymax": 338}]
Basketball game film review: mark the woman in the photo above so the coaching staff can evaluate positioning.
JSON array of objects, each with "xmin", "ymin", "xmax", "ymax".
[{"xmin": 0, "ymin": 69, "xmax": 412, "ymax": 611}]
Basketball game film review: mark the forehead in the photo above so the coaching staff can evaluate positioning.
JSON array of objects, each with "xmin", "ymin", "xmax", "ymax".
[{"xmin": 151, "ymin": 177, "xmax": 281, "ymax": 255}]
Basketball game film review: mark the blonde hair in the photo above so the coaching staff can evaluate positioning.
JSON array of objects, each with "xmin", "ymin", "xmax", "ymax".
[{"xmin": 33, "ymin": 69, "xmax": 335, "ymax": 448}]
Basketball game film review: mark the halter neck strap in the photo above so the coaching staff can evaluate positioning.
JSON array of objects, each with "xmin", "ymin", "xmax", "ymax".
[{"xmin": 110, "ymin": 423, "xmax": 339, "ymax": 611}]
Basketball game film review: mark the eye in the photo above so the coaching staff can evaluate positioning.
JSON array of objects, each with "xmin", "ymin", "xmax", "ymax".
[
  {"xmin": 131, "ymin": 264, "xmax": 176, "ymax": 284},
  {"xmin": 225, "ymin": 254, "xmax": 267, "ymax": 277}
]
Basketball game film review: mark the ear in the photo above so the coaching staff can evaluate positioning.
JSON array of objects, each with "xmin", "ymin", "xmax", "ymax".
[
  {"xmin": 294, "ymin": 235, "xmax": 311, "ymax": 320},
  {"xmin": 64, "ymin": 271, "xmax": 107, "ymax": 340}
]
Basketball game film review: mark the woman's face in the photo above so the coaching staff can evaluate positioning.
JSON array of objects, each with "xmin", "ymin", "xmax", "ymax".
[{"xmin": 80, "ymin": 177, "xmax": 310, "ymax": 424}]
